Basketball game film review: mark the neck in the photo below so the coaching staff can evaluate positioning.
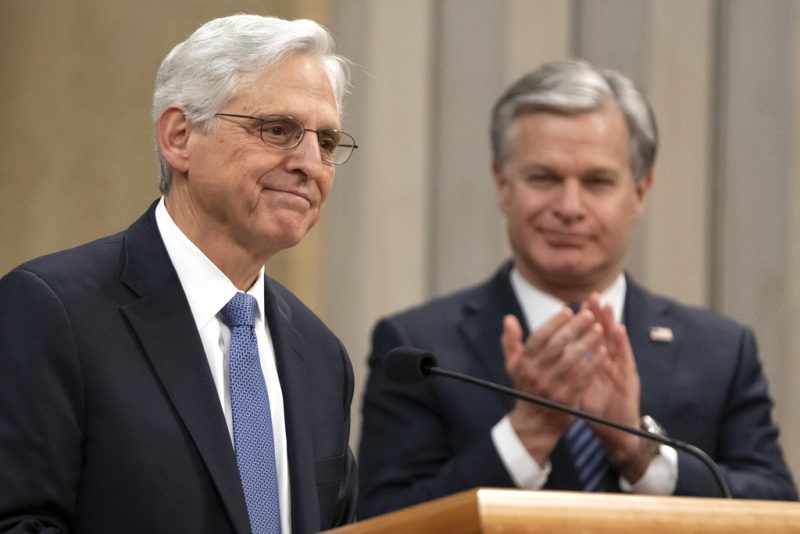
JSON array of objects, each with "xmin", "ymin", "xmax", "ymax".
[
  {"xmin": 515, "ymin": 261, "xmax": 622, "ymax": 303},
  {"xmin": 164, "ymin": 193, "xmax": 269, "ymax": 291}
]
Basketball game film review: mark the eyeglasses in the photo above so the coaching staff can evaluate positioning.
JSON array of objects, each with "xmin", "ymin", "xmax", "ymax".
[{"xmin": 214, "ymin": 113, "xmax": 358, "ymax": 165}]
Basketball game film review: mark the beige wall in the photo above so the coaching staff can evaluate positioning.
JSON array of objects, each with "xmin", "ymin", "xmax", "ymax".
[
  {"xmin": 2, "ymin": 0, "xmax": 799, "ymax": 485},
  {"xmin": 0, "ymin": 0, "xmax": 328, "ymax": 307},
  {"xmin": 328, "ymin": 0, "xmax": 800, "ymax": 481}
]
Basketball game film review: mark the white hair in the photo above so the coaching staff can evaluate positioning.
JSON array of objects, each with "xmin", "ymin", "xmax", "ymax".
[{"xmin": 152, "ymin": 14, "xmax": 350, "ymax": 192}]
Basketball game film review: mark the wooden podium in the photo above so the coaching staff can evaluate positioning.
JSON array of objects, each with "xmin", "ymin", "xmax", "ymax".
[{"xmin": 325, "ymin": 488, "xmax": 800, "ymax": 533}]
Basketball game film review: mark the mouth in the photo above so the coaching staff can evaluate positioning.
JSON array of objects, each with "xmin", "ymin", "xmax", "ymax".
[
  {"xmin": 263, "ymin": 187, "xmax": 313, "ymax": 207},
  {"xmin": 539, "ymin": 228, "xmax": 590, "ymax": 246}
]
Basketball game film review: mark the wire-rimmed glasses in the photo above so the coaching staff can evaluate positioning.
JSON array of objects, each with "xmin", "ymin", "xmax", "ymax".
[{"xmin": 214, "ymin": 113, "xmax": 358, "ymax": 165}]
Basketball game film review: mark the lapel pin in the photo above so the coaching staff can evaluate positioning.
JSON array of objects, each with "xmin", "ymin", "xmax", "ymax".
[{"xmin": 649, "ymin": 326, "xmax": 673, "ymax": 343}]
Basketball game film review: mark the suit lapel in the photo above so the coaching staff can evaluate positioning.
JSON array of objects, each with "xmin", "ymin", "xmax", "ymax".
[
  {"xmin": 119, "ymin": 203, "xmax": 251, "ymax": 534},
  {"xmin": 623, "ymin": 275, "xmax": 682, "ymax": 417},
  {"xmin": 458, "ymin": 263, "xmax": 527, "ymax": 394},
  {"xmin": 264, "ymin": 280, "xmax": 317, "ymax": 533}
]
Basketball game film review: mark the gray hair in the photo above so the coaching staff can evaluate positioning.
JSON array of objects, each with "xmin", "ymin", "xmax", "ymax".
[
  {"xmin": 490, "ymin": 59, "xmax": 657, "ymax": 181},
  {"xmin": 152, "ymin": 14, "xmax": 350, "ymax": 193}
]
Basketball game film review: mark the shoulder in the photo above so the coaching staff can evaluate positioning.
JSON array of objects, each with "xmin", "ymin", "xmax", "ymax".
[
  {"xmin": 265, "ymin": 276, "xmax": 344, "ymax": 347},
  {"xmin": 2, "ymin": 232, "xmax": 126, "ymax": 295},
  {"xmin": 632, "ymin": 279, "xmax": 750, "ymax": 332},
  {"xmin": 380, "ymin": 280, "xmax": 491, "ymax": 331},
  {"xmin": 626, "ymin": 277, "xmax": 755, "ymax": 354},
  {"xmin": 5, "ymin": 201, "xmax": 161, "ymax": 286},
  {"xmin": 378, "ymin": 265, "xmax": 509, "ymax": 330},
  {"xmin": 266, "ymin": 276, "xmax": 323, "ymax": 323}
]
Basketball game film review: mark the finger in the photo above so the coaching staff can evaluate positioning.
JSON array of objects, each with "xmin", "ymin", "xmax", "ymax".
[
  {"xmin": 508, "ymin": 313, "xmax": 599, "ymax": 402},
  {"xmin": 554, "ymin": 322, "xmax": 605, "ymax": 382},
  {"xmin": 585, "ymin": 294, "xmax": 601, "ymax": 317},
  {"xmin": 585, "ymin": 342, "xmax": 612, "ymax": 382},
  {"xmin": 541, "ymin": 309, "xmax": 598, "ymax": 365},
  {"xmin": 587, "ymin": 293, "xmax": 615, "ymax": 340},
  {"xmin": 578, "ymin": 344, "xmax": 609, "ymax": 414},
  {"xmin": 501, "ymin": 314, "xmax": 525, "ymax": 371},
  {"xmin": 609, "ymin": 323, "xmax": 636, "ymax": 371},
  {"xmin": 522, "ymin": 307, "xmax": 573, "ymax": 355},
  {"xmin": 565, "ymin": 320, "xmax": 604, "ymax": 363},
  {"xmin": 548, "ymin": 347, "xmax": 602, "ymax": 409}
]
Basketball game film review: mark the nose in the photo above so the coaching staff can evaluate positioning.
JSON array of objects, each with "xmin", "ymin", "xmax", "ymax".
[
  {"xmin": 553, "ymin": 179, "xmax": 584, "ymax": 222},
  {"xmin": 287, "ymin": 130, "xmax": 330, "ymax": 173}
]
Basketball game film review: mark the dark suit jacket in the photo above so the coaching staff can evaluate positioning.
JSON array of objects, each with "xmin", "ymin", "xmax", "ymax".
[
  {"xmin": 0, "ymin": 201, "xmax": 357, "ymax": 533},
  {"xmin": 357, "ymin": 262, "xmax": 797, "ymax": 518}
]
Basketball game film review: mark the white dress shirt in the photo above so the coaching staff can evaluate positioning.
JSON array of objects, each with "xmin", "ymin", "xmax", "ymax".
[
  {"xmin": 155, "ymin": 198, "xmax": 291, "ymax": 532},
  {"xmin": 490, "ymin": 267, "xmax": 677, "ymax": 495}
]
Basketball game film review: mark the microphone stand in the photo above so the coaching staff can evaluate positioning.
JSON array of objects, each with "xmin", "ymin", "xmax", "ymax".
[{"xmin": 428, "ymin": 364, "xmax": 732, "ymax": 499}]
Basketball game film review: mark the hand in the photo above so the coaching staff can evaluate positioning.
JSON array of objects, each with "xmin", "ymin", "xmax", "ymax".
[
  {"xmin": 581, "ymin": 294, "xmax": 656, "ymax": 482},
  {"xmin": 501, "ymin": 309, "xmax": 606, "ymax": 465}
]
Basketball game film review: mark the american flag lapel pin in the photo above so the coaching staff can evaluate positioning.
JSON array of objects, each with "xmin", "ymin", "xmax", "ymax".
[{"xmin": 649, "ymin": 326, "xmax": 673, "ymax": 343}]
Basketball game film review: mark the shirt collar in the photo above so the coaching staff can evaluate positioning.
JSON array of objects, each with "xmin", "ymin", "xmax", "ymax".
[
  {"xmin": 154, "ymin": 197, "xmax": 266, "ymax": 330},
  {"xmin": 509, "ymin": 267, "xmax": 626, "ymax": 332}
]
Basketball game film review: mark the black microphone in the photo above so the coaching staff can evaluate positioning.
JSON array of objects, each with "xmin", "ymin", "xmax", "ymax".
[{"xmin": 383, "ymin": 346, "xmax": 732, "ymax": 499}]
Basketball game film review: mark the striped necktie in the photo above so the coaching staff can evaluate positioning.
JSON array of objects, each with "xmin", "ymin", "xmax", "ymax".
[
  {"xmin": 565, "ymin": 302, "xmax": 611, "ymax": 492},
  {"xmin": 565, "ymin": 418, "xmax": 611, "ymax": 492},
  {"xmin": 220, "ymin": 292, "xmax": 281, "ymax": 533}
]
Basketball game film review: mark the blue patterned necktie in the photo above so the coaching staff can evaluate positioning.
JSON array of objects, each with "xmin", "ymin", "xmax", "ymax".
[
  {"xmin": 220, "ymin": 292, "xmax": 281, "ymax": 534},
  {"xmin": 565, "ymin": 418, "xmax": 611, "ymax": 492},
  {"xmin": 564, "ymin": 302, "xmax": 611, "ymax": 492}
]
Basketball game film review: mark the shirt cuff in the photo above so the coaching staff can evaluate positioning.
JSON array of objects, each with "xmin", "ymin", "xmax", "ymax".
[
  {"xmin": 619, "ymin": 444, "xmax": 678, "ymax": 495},
  {"xmin": 491, "ymin": 415, "xmax": 551, "ymax": 490}
]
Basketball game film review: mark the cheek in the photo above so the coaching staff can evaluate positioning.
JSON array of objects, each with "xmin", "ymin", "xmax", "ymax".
[
  {"xmin": 511, "ymin": 193, "xmax": 548, "ymax": 224},
  {"xmin": 317, "ymin": 173, "xmax": 335, "ymax": 203},
  {"xmin": 596, "ymin": 203, "xmax": 637, "ymax": 244},
  {"xmin": 507, "ymin": 202, "xmax": 543, "ymax": 243}
]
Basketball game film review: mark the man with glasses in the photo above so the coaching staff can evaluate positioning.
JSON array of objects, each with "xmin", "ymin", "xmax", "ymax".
[
  {"xmin": 358, "ymin": 59, "xmax": 796, "ymax": 518},
  {"xmin": 0, "ymin": 14, "xmax": 357, "ymax": 534}
]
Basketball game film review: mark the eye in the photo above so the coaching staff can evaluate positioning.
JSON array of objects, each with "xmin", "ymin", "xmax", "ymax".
[
  {"xmin": 524, "ymin": 173, "xmax": 558, "ymax": 186},
  {"xmin": 316, "ymin": 131, "xmax": 340, "ymax": 155},
  {"xmin": 584, "ymin": 175, "xmax": 616, "ymax": 189},
  {"xmin": 259, "ymin": 118, "xmax": 302, "ymax": 146}
]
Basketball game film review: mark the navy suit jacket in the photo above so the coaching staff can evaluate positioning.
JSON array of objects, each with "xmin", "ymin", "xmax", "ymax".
[
  {"xmin": 357, "ymin": 262, "xmax": 796, "ymax": 517},
  {"xmin": 0, "ymin": 201, "xmax": 357, "ymax": 533}
]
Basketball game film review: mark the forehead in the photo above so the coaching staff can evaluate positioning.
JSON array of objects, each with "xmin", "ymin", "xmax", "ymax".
[
  {"xmin": 507, "ymin": 106, "xmax": 631, "ymax": 166},
  {"xmin": 228, "ymin": 53, "xmax": 339, "ymax": 126}
]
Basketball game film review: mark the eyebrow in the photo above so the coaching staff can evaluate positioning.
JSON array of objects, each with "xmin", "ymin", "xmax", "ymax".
[
  {"xmin": 520, "ymin": 162, "xmax": 620, "ymax": 174},
  {"xmin": 249, "ymin": 112, "xmax": 341, "ymax": 129}
]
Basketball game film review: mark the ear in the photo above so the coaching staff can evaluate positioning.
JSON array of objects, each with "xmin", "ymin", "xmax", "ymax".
[
  {"xmin": 157, "ymin": 106, "xmax": 192, "ymax": 174},
  {"xmin": 632, "ymin": 170, "xmax": 654, "ymax": 221},
  {"xmin": 493, "ymin": 159, "xmax": 512, "ymax": 215}
]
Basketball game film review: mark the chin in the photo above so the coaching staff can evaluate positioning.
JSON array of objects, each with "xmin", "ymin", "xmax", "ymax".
[
  {"xmin": 272, "ymin": 230, "xmax": 305, "ymax": 251},
  {"xmin": 534, "ymin": 259, "xmax": 594, "ymax": 282},
  {"xmin": 263, "ymin": 213, "xmax": 315, "ymax": 240},
  {"xmin": 532, "ymin": 250, "xmax": 582, "ymax": 268}
]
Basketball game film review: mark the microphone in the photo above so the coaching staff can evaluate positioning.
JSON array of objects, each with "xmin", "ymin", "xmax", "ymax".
[{"xmin": 383, "ymin": 346, "xmax": 732, "ymax": 499}]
